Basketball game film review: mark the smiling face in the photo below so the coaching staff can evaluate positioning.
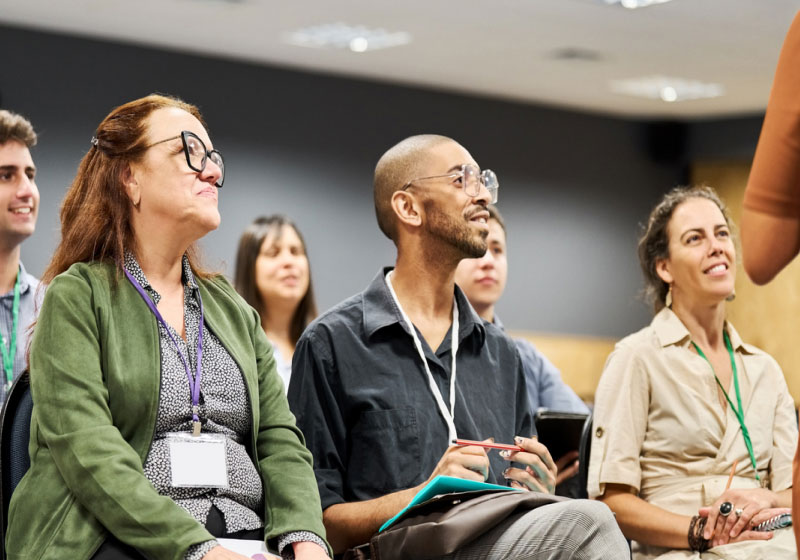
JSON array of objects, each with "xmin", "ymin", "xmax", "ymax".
[
  {"xmin": 0, "ymin": 140, "xmax": 39, "ymax": 250},
  {"xmin": 255, "ymin": 224, "xmax": 310, "ymax": 312},
  {"xmin": 126, "ymin": 107, "xmax": 221, "ymax": 241},
  {"xmin": 415, "ymin": 140, "xmax": 491, "ymax": 258},
  {"xmin": 656, "ymin": 197, "xmax": 735, "ymax": 307}
]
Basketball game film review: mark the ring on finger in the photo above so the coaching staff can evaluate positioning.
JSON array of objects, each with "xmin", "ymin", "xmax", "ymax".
[
  {"xmin": 734, "ymin": 508, "xmax": 743, "ymax": 518},
  {"xmin": 719, "ymin": 502, "xmax": 733, "ymax": 516}
]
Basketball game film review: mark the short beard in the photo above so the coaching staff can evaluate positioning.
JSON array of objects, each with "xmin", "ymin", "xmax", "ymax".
[{"xmin": 423, "ymin": 200, "xmax": 488, "ymax": 259}]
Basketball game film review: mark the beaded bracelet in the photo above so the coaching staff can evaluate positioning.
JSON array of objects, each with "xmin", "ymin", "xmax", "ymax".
[{"xmin": 688, "ymin": 515, "xmax": 710, "ymax": 552}]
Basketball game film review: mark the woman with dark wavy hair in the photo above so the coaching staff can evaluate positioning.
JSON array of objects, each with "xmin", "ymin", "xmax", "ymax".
[
  {"xmin": 234, "ymin": 215, "xmax": 317, "ymax": 391},
  {"xmin": 589, "ymin": 186, "xmax": 796, "ymax": 559},
  {"xmin": 6, "ymin": 94, "xmax": 330, "ymax": 560}
]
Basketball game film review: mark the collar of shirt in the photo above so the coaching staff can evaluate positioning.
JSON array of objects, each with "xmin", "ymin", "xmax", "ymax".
[
  {"xmin": 653, "ymin": 307, "xmax": 753, "ymax": 355},
  {"xmin": 362, "ymin": 267, "xmax": 486, "ymax": 349},
  {"xmin": 122, "ymin": 252, "xmax": 200, "ymax": 307},
  {"xmin": 0, "ymin": 262, "xmax": 37, "ymax": 298}
]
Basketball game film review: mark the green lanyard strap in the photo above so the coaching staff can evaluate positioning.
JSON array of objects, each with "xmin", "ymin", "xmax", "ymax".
[
  {"xmin": 0, "ymin": 269, "xmax": 20, "ymax": 391},
  {"xmin": 692, "ymin": 331, "xmax": 760, "ymax": 481}
]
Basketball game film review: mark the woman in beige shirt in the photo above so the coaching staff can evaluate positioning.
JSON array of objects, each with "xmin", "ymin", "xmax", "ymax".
[{"xmin": 588, "ymin": 186, "xmax": 797, "ymax": 560}]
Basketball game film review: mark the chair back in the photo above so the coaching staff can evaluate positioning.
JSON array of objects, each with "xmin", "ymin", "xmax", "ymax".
[
  {"xmin": 577, "ymin": 410, "xmax": 593, "ymax": 499},
  {"xmin": 0, "ymin": 372, "xmax": 32, "ymax": 557}
]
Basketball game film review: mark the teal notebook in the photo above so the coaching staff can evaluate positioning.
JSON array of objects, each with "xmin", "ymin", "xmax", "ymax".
[{"xmin": 379, "ymin": 475, "xmax": 519, "ymax": 532}]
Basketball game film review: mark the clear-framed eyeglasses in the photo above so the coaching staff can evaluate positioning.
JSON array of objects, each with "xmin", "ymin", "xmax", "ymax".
[
  {"xmin": 146, "ymin": 130, "xmax": 225, "ymax": 188},
  {"xmin": 401, "ymin": 164, "xmax": 498, "ymax": 203}
]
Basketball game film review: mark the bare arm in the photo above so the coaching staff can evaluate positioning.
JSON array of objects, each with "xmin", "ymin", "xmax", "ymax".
[
  {"xmin": 323, "ymin": 443, "xmax": 492, "ymax": 553},
  {"xmin": 600, "ymin": 484, "xmax": 779, "ymax": 550},
  {"xmin": 323, "ymin": 486, "xmax": 421, "ymax": 553},
  {"xmin": 599, "ymin": 484, "xmax": 692, "ymax": 548},
  {"xmin": 740, "ymin": 208, "xmax": 800, "ymax": 284}
]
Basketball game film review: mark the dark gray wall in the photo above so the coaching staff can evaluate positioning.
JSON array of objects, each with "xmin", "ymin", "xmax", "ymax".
[
  {"xmin": 687, "ymin": 116, "xmax": 763, "ymax": 161},
  {"xmin": 1, "ymin": 25, "xmax": 720, "ymax": 338}
]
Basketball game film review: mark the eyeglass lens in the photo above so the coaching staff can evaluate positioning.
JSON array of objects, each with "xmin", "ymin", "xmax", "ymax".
[
  {"xmin": 182, "ymin": 132, "xmax": 225, "ymax": 188},
  {"xmin": 463, "ymin": 165, "xmax": 498, "ymax": 203}
]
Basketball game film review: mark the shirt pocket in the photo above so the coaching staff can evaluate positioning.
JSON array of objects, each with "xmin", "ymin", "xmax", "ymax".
[{"xmin": 348, "ymin": 407, "xmax": 421, "ymax": 496}]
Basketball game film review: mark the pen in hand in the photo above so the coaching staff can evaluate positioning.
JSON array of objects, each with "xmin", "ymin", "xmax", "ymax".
[{"xmin": 452, "ymin": 438, "xmax": 523, "ymax": 452}]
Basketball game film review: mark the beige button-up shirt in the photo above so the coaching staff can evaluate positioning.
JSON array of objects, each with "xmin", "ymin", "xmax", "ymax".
[
  {"xmin": 588, "ymin": 309, "xmax": 797, "ymax": 558},
  {"xmin": 589, "ymin": 307, "xmax": 795, "ymax": 504}
]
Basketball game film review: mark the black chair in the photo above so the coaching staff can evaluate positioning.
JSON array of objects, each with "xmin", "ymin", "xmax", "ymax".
[
  {"xmin": 0, "ymin": 372, "xmax": 32, "ymax": 558},
  {"xmin": 577, "ymin": 410, "xmax": 593, "ymax": 499}
]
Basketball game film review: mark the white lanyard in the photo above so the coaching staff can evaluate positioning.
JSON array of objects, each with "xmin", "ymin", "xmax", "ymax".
[{"xmin": 385, "ymin": 271, "xmax": 459, "ymax": 443}]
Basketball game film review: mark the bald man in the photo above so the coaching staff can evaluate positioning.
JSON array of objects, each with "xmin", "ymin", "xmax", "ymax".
[{"xmin": 288, "ymin": 135, "xmax": 628, "ymax": 558}]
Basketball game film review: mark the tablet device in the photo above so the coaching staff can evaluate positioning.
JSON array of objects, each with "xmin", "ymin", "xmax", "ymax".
[{"xmin": 533, "ymin": 409, "xmax": 589, "ymax": 461}]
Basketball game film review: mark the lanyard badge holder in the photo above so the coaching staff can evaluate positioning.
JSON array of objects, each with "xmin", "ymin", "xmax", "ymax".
[
  {"xmin": 385, "ymin": 271, "xmax": 459, "ymax": 444},
  {"xmin": 693, "ymin": 332, "xmax": 760, "ymax": 482},
  {"xmin": 125, "ymin": 268, "xmax": 229, "ymax": 488},
  {"xmin": 0, "ymin": 270, "xmax": 21, "ymax": 393}
]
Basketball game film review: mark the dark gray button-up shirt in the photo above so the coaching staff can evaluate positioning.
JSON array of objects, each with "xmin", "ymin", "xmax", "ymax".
[{"xmin": 288, "ymin": 268, "xmax": 533, "ymax": 511}]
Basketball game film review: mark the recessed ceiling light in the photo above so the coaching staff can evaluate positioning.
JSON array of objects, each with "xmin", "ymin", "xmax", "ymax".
[
  {"xmin": 610, "ymin": 75, "xmax": 725, "ymax": 103},
  {"xmin": 286, "ymin": 23, "xmax": 411, "ymax": 52},
  {"xmin": 599, "ymin": 0, "xmax": 674, "ymax": 8},
  {"xmin": 659, "ymin": 86, "xmax": 678, "ymax": 103}
]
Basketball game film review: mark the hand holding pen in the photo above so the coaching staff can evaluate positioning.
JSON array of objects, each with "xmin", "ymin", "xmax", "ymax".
[
  {"xmin": 426, "ymin": 438, "xmax": 493, "ymax": 483},
  {"xmin": 453, "ymin": 436, "xmax": 557, "ymax": 494}
]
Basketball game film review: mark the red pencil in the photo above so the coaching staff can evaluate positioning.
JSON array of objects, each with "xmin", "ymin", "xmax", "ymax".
[{"xmin": 452, "ymin": 438, "xmax": 523, "ymax": 452}]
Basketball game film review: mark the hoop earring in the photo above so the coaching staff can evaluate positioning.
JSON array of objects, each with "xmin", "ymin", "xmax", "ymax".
[
  {"xmin": 725, "ymin": 291, "xmax": 736, "ymax": 302},
  {"xmin": 665, "ymin": 284, "xmax": 673, "ymax": 308}
]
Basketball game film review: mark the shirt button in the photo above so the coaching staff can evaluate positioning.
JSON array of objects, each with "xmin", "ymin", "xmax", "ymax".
[{"xmin": 595, "ymin": 427, "xmax": 604, "ymax": 438}]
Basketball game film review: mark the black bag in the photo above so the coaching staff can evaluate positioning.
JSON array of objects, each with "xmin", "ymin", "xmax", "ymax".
[{"xmin": 343, "ymin": 489, "xmax": 565, "ymax": 560}]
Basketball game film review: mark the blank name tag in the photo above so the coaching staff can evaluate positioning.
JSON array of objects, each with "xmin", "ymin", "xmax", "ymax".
[{"xmin": 167, "ymin": 432, "xmax": 229, "ymax": 488}]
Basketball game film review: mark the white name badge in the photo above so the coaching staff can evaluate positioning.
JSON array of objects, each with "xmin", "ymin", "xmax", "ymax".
[
  {"xmin": 217, "ymin": 538, "xmax": 279, "ymax": 559},
  {"xmin": 167, "ymin": 432, "xmax": 229, "ymax": 488}
]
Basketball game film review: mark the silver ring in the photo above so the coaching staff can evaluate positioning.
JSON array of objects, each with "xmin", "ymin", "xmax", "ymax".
[
  {"xmin": 735, "ymin": 508, "xmax": 743, "ymax": 518},
  {"xmin": 719, "ymin": 501, "xmax": 733, "ymax": 516}
]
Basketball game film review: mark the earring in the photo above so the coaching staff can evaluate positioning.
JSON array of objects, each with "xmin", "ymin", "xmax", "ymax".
[
  {"xmin": 665, "ymin": 284, "xmax": 673, "ymax": 308},
  {"xmin": 726, "ymin": 291, "xmax": 736, "ymax": 302}
]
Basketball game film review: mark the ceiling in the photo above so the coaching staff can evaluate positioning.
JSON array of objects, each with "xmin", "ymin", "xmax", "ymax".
[{"xmin": 2, "ymin": 0, "xmax": 798, "ymax": 119}]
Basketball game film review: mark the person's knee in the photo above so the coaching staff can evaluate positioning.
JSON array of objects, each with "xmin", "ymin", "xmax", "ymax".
[
  {"xmin": 557, "ymin": 499, "xmax": 619, "ymax": 533},
  {"xmin": 584, "ymin": 500, "xmax": 618, "ymax": 528}
]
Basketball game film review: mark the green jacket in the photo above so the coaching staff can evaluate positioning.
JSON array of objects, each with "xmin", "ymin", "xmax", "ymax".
[{"xmin": 6, "ymin": 262, "xmax": 329, "ymax": 560}]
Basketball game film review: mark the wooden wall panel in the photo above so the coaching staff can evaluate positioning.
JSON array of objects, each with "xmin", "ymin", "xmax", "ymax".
[
  {"xmin": 692, "ymin": 161, "xmax": 800, "ymax": 404},
  {"xmin": 507, "ymin": 331, "xmax": 616, "ymax": 403}
]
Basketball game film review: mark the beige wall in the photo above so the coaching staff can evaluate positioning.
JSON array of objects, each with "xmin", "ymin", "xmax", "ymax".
[
  {"xmin": 508, "ymin": 331, "xmax": 616, "ymax": 403},
  {"xmin": 693, "ymin": 161, "xmax": 800, "ymax": 404}
]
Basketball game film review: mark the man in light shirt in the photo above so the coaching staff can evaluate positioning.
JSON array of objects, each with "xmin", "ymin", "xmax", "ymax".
[{"xmin": 0, "ymin": 110, "xmax": 41, "ymax": 400}]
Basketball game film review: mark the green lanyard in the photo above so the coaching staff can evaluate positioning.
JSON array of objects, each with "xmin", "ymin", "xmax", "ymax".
[
  {"xmin": 0, "ymin": 269, "xmax": 21, "ymax": 391},
  {"xmin": 692, "ymin": 331, "xmax": 760, "ymax": 481}
]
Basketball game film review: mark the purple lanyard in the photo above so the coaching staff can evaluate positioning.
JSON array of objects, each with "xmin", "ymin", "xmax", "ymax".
[{"xmin": 124, "ymin": 268, "xmax": 205, "ymax": 435}]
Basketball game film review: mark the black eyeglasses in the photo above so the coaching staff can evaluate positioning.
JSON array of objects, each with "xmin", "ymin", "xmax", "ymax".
[
  {"xmin": 146, "ymin": 131, "xmax": 225, "ymax": 188},
  {"xmin": 401, "ymin": 164, "xmax": 498, "ymax": 204}
]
